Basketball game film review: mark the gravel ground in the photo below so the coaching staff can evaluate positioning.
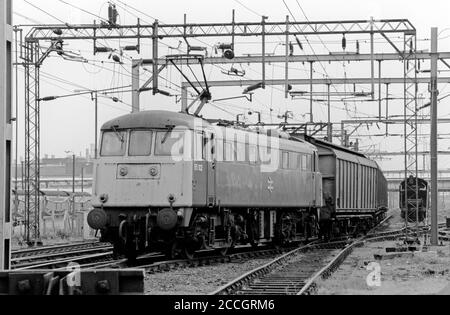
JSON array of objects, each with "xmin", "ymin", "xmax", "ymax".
[
  {"xmin": 145, "ymin": 257, "xmax": 276, "ymax": 295},
  {"xmin": 144, "ymin": 209, "xmax": 450, "ymax": 295},
  {"xmin": 317, "ymin": 209, "xmax": 450, "ymax": 295},
  {"xmin": 317, "ymin": 240, "xmax": 450, "ymax": 295}
]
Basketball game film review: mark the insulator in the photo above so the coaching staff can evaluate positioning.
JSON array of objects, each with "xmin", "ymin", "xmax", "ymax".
[
  {"xmin": 95, "ymin": 47, "xmax": 113, "ymax": 53},
  {"xmin": 243, "ymin": 82, "xmax": 263, "ymax": 94},
  {"xmin": 123, "ymin": 45, "xmax": 138, "ymax": 51},
  {"xmin": 55, "ymin": 41, "xmax": 64, "ymax": 51},
  {"xmin": 40, "ymin": 96, "xmax": 58, "ymax": 102},
  {"xmin": 218, "ymin": 43, "xmax": 233, "ymax": 51},
  {"xmin": 356, "ymin": 40, "xmax": 360, "ymax": 54},
  {"xmin": 112, "ymin": 54, "xmax": 121, "ymax": 63},
  {"xmin": 295, "ymin": 36, "xmax": 303, "ymax": 50},
  {"xmin": 342, "ymin": 34, "xmax": 347, "ymax": 51},
  {"xmin": 189, "ymin": 46, "xmax": 205, "ymax": 52},
  {"xmin": 158, "ymin": 90, "xmax": 171, "ymax": 97},
  {"xmin": 108, "ymin": 4, "xmax": 118, "ymax": 25},
  {"xmin": 289, "ymin": 42, "xmax": 294, "ymax": 56}
]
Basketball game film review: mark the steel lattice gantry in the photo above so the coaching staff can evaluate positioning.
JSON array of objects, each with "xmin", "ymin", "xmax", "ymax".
[
  {"xmin": 403, "ymin": 33, "xmax": 420, "ymax": 225},
  {"xmin": 20, "ymin": 18, "xmax": 426, "ymax": 242},
  {"xmin": 26, "ymin": 19, "xmax": 416, "ymax": 40},
  {"xmin": 23, "ymin": 42, "xmax": 41, "ymax": 244}
]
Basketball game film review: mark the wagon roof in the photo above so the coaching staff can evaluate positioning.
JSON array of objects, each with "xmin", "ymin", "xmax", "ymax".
[
  {"xmin": 304, "ymin": 135, "xmax": 379, "ymax": 168},
  {"xmin": 102, "ymin": 110, "xmax": 210, "ymax": 130}
]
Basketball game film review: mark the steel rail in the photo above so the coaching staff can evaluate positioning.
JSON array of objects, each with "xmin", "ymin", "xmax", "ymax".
[
  {"xmin": 11, "ymin": 245, "xmax": 113, "ymax": 268},
  {"xmin": 12, "ymin": 241, "xmax": 109, "ymax": 259},
  {"xmin": 14, "ymin": 252, "xmax": 115, "ymax": 271}
]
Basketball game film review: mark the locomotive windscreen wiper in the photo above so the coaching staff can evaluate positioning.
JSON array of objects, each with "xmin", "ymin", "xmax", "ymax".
[
  {"xmin": 161, "ymin": 125, "xmax": 175, "ymax": 144},
  {"xmin": 112, "ymin": 125, "xmax": 125, "ymax": 143}
]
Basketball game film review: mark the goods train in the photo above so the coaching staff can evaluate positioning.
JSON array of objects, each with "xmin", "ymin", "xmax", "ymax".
[
  {"xmin": 399, "ymin": 176, "xmax": 428, "ymax": 222},
  {"xmin": 87, "ymin": 110, "xmax": 388, "ymax": 259}
]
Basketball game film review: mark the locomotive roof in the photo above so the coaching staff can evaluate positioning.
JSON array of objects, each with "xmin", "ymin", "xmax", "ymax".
[
  {"xmin": 101, "ymin": 110, "xmax": 210, "ymax": 130},
  {"xmin": 101, "ymin": 111, "xmax": 318, "ymax": 152}
]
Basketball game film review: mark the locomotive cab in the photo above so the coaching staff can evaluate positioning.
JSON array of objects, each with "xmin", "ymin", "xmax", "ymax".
[{"xmin": 88, "ymin": 111, "xmax": 210, "ymax": 258}]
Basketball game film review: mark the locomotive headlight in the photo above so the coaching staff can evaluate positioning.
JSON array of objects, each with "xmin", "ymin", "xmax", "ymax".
[
  {"xmin": 99, "ymin": 194, "xmax": 109, "ymax": 204},
  {"xmin": 168, "ymin": 194, "xmax": 176, "ymax": 204},
  {"xmin": 119, "ymin": 167, "xmax": 128, "ymax": 177}
]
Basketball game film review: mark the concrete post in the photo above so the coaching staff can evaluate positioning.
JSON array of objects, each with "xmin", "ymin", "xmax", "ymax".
[{"xmin": 430, "ymin": 27, "xmax": 439, "ymax": 246}]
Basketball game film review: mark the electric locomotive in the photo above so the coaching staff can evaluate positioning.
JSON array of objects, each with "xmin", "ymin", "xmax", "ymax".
[
  {"xmin": 399, "ymin": 176, "xmax": 428, "ymax": 222},
  {"xmin": 88, "ymin": 110, "xmax": 323, "ymax": 259},
  {"xmin": 87, "ymin": 110, "xmax": 389, "ymax": 259}
]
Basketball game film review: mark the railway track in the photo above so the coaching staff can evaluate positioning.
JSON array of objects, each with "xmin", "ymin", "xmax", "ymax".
[
  {"xmin": 12, "ymin": 218, "xmax": 447, "ymax": 273},
  {"xmin": 210, "ymin": 215, "xmax": 441, "ymax": 296},
  {"xmin": 12, "ymin": 242, "xmax": 114, "ymax": 270},
  {"xmin": 87, "ymin": 244, "xmax": 309, "ymax": 272}
]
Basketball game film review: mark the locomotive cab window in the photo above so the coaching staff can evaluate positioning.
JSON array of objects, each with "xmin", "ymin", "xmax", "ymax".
[
  {"xmin": 129, "ymin": 130, "xmax": 153, "ymax": 156},
  {"xmin": 248, "ymin": 144, "xmax": 258, "ymax": 164},
  {"xmin": 290, "ymin": 152, "xmax": 300, "ymax": 170},
  {"xmin": 155, "ymin": 131, "xmax": 185, "ymax": 157},
  {"xmin": 101, "ymin": 131, "xmax": 128, "ymax": 157},
  {"xmin": 282, "ymin": 151, "xmax": 289, "ymax": 169}
]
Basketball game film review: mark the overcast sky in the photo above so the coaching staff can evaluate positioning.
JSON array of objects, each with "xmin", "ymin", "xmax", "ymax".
[{"xmin": 11, "ymin": 0, "xmax": 450, "ymax": 171}]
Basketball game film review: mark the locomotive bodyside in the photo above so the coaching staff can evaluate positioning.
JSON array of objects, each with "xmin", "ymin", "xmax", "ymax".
[{"xmin": 214, "ymin": 132, "xmax": 322, "ymax": 208}]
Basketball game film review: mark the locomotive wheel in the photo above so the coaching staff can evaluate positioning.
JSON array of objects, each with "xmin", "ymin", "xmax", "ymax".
[
  {"xmin": 125, "ymin": 246, "xmax": 138, "ymax": 263},
  {"xmin": 184, "ymin": 244, "xmax": 197, "ymax": 260},
  {"xmin": 219, "ymin": 225, "xmax": 236, "ymax": 256},
  {"xmin": 119, "ymin": 221, "xmax": 138, "ymax": 262},
  {"xmin": 166, "ymin": 241, "xmax": 182, "ymax": 260},
  {"xmin": 274, "ymin": 214, "xmax": 295, "ymax": 247},
  {"xmin": 219, "ymin": 240, "xmax": 235, "ymax": 257},
  {"xmin": 247, "ymin": 216, "xmax": 260, "ymax": 249}
]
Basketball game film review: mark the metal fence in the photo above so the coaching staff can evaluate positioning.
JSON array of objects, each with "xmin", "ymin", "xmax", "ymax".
[{"xmin": 11, "ymin": 192, "xmax": 95, "ymax": 241}]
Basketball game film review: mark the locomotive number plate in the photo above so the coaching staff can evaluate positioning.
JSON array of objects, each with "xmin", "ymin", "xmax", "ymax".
[{"xmin": 116, "ymin": 164, "xmax": 161, "ymax": 180}]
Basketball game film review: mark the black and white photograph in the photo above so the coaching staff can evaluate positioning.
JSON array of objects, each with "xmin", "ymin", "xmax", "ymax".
[{"xmin": 1, "ymin": 0, "xmax": 450, "ymax": 302}]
